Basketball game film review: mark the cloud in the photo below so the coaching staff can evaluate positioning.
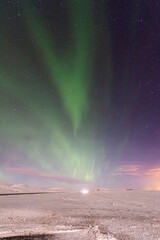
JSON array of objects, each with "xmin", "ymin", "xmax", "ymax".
[
  {"xmin": 5, "ymin": 166, "xmax": 88, "ymax": 184},
  {"xmin": 112, "ymin": 163, "xmax": 160, "ymax": 179},
  {"xmin": 144, "ymin": 167, "xmax": 160, "ymax": 177},
  {"xmin": 112, "ymin": 164, "xmax": 142, "ymax": 176},
  {"xmin": 119, "ymin": 165, "xmax": 139, "ymax": 172}
]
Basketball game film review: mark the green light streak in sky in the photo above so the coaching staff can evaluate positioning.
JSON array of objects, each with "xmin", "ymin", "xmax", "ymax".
[
  {"xmin": 0, "ymin": 0, "xmax": 98, "ymax": 182},
  {"xmin": 22, "ymin": 0, "xmax": 94, "ymax": 133}
]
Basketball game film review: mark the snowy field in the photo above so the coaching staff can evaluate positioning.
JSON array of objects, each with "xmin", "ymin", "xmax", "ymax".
[{"xmin": 0, "ymin": 186, "xmax": 160, "ymax": 239}]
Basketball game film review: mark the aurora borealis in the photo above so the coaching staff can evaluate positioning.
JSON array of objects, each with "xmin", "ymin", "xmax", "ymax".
[{"xmin": 1, "ymin": 0, "xmax": 160, "ymax": 189}]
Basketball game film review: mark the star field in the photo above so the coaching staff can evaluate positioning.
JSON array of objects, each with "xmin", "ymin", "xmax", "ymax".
[{"xmin": 1, "ymin": 0, "xmax": 160, "ymax": 189}]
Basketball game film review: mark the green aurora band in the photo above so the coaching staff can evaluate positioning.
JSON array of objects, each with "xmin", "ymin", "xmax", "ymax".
[
  {"xmin": 1, "ymin": 0, "xmax": 103, "ymax": 183},
  {"xmin": 23, "ymin": 0, "xmax": 94, "ymax": 133}
]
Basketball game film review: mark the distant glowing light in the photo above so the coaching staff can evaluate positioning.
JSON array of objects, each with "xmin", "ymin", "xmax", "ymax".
[{"xmin": 80, "ymin": 189, "xmax": 89, "ymax": 194}]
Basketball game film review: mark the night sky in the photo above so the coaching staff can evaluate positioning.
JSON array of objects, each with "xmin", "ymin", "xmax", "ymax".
[{"xmin": 1, "ymin": 0, "xmax": 160, "ymax": 189}]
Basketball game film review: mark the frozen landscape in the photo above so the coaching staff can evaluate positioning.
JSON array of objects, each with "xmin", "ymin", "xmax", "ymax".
[{"xmin": 0, "ymin": 185, "xmax": 160, "ymax": 239}]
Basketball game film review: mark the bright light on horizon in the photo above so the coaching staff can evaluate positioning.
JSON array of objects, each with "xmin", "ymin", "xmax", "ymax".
[{"xmin": 80, "ymin": 189, "xmax": 89, "ymax": 194}]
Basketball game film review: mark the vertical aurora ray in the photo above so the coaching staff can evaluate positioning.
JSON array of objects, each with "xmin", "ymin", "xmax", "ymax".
[
  {"xmin": 22, "ymin": 0, "xmax": 94, "ymax": 133},
  {"xmin": 0, "ymin": 0, "xmax": 98, "ymax": 182}
]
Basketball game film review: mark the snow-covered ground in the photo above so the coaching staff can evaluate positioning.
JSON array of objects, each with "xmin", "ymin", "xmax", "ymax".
[
  {"xmin": 0, "ymin": 187, "xmax": 160, "ymax": 239},
  {"xmin": 0, "ymin": 184, "xmax": 63, "ymax": 194}
]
